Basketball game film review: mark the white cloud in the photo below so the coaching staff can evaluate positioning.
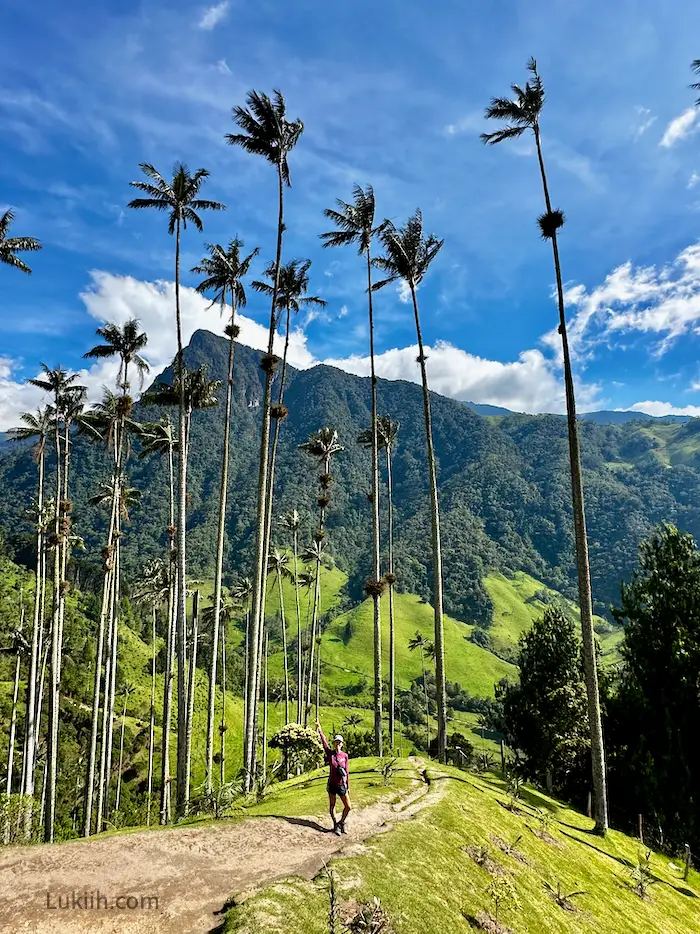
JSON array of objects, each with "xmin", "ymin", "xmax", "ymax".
[
  {"xmin": 198, "ymin": 1, "xmax": 229, "ymax": 30},
  {"xmin": 338, "ymin": 305, "xmax": 348, "ymax": 318},
  {"xmin": 659, "ymin": 108, "xmax": 698, "ymax": 148},
  {"xmin": 323, "ymin": 341, "xmax": 592, "ymax": 415},
  {"xmin": 689, "ymin": 172, "xmax": 700, "ymax": 189},
  {"xmin": 397, "ymin": 280, "xmax": 411, "ymax": 304},
  {"xmin": 216, "ymin": 59, "xmax": 231, "ymax": 75},
  {"xmin": 443, "ymin": 113, "xmax": 483, "ymax": 136},
  {"xmin": 0, "ymin": 271, "xmax": 316, "ymax": 430},
  {"xmin": 558, "ymin": 243, "xmax": 700, "ymax": 357},
  {"xmin": 633, "ymin": 106, "xmax": 657, "ymax": 140},
  {"xmin": 624, "ymin": 401, "xmax": 700, "ymax": 418}
]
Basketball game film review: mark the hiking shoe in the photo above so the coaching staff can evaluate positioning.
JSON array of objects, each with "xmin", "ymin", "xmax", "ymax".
[
  {"xmin": 333, "ymin": 825, "xmax": 342, "ymax": 836},
  {"xmin": 339, "ymin": 822, "xmax": 347, "ymax": 835}
]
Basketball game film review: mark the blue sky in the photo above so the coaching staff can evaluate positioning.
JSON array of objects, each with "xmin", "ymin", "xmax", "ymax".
[{"xmin": 2, "ymin": 0, "xmax": 700, "ymax": 426}]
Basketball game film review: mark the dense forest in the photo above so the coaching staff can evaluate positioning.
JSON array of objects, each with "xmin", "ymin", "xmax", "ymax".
[{"xmin": 2, "ymin": 327, "xmax": 700, "ymax": 627}]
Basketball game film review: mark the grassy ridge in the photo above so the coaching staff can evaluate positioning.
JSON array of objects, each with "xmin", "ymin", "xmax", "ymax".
[{"xmin": 226, "ymin": 761, "xmax": 700, "ymax": 934}]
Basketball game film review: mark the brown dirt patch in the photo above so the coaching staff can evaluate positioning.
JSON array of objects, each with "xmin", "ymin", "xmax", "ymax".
[{"xmin": 0, "ymin": 771, "xmax": 436, "ymax": 934}]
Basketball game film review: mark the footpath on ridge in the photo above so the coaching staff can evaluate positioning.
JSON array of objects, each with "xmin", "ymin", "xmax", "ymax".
[{"xmin": 0, "ymin": 760, "xmax": 436, "ymax": 934}]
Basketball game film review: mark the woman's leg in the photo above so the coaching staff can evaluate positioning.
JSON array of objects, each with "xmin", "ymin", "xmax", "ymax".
[
  {"xmin": 339, "ymin": 793, "xmax": 351, "ymax": 827},
  {"xmin": 328, "ymin": 792, "xmax": 337, "ymax": 827}
]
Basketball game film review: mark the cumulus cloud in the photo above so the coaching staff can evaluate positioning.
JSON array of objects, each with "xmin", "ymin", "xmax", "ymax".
[
  {"xmin": 323, "ymin": 340, "xmax": 591, "ymax": 415},
  {"xmin": 659, "ymin": 108, "xmax": 698, "ymax": 148},
  {"xmin": 396, "ymin": 280, "xmax": 411, "ymax": 304},
  {"xmin": 625, "ymin": 401, "xmax": 700, "ymax": 417},
  {"xmin": 559, "ymin": 243, "xmax": 700, "ymax": 357},
  {"xmin": 0, "ymin": 271, "xmax": 315, "ymax": 430},
  {"xmin": 198, "ymin": 1, "xmax": 229, "ymax": 30}
]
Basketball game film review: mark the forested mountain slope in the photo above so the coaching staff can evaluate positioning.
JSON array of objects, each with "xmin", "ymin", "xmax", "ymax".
[{"xmin": 2, "ymin": 328, "xmax": 700, "ymax": 622}]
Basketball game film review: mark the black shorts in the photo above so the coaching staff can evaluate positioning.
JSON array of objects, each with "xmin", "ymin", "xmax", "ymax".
[{"xmin": 327, "ymin": 781, "xmax": 348, "ymax": 797}]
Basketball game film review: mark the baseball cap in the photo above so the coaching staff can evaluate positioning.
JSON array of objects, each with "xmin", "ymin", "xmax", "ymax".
[{"xmin": 333, "ymin": 734, "xmax": 344, "ymax": 743}]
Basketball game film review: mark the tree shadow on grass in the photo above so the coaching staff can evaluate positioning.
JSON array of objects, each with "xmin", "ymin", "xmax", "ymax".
[{"xmin": 262, "ymin": 814, "xmax": 331, "ymax": 833}]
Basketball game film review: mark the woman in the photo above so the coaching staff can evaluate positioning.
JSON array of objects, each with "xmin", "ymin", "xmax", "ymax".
[{"xmin": 316, "ymin": 719, "xmax": 351, "ymax": 835}]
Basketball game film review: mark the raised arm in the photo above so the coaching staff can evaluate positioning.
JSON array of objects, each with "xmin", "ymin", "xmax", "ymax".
[{"xmin": 316, "ymin": 719, "xmax": 331, "ymax": 754}]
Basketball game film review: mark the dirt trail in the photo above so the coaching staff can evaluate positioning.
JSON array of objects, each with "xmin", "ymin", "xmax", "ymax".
[{"xmin": 0, "ymin": 769, "xmax": 436, "ymax": 934}]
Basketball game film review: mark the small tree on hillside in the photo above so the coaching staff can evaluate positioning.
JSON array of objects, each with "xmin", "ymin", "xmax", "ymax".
[{"xmin": 501, "ymin": 607, "xmax": 590, "ymax": 796}]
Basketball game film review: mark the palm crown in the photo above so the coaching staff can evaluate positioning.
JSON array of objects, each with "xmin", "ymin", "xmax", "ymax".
[
  {"xmin": 83, "ymin": 319, "xmax": 149, "ymax": 391},
  {"xmin": 138, "ymin": 416, "xmax": 179, "ymax": 459},
  {"xmin": 0, "ymin": 209, "xmax": 42, "ymax": 274},
  {"xmin": 226, "ymin": 89, "xmax": 303, "ymax": 186},
  {"xmin": 128, "ymin": 163, "xmax": 225, "ymax": 233},
  {"xmin": 192, "ymin": 238, "xmax": 259, "ymax": 312},
  {"xmin": 80, "ymin": 389, "xmax": 143, "ymax": 453},
  {"xmin": 692, "ymin": 59, "xmax": 700, "ymax": 107},
  {"xmin": 252, "ymin": 259, "xmax": 326, "ymax": 325},
  {"xmin": 142, "ymin": 365, "xmax": 220, "ymax": 412},
  {"xmin": 9, "ymin": 407, "xmax": 54, "ymax": 460},
  {"xmin": 373, "ymin": 210, "xmax": 444, "ymax": 291},
  {"xmin": 480, "ymin": 57, "xmax": 545, "ymax": 145},
  {"xmin": 320, "ymin": 184, "xmax": 385, "ymax": 255},
  {"xmin": 358, "ymin": 415, "xmax": 400, "ymax": 451},
  {"xmin": 28, "ymin": 365, "xmax": 86, "ymax": 414},
  {"xmin": 299, "ymin": 427, "xmax": 344, "ymax": 464}
]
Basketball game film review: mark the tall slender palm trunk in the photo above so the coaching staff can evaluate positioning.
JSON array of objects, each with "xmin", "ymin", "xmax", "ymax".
[
  {"xmin": 160, "ymin": 446, "xmax": 176, "ymax": 825},
  {"xmin": 174, "ymin": 216, "xmax": 190, "ymax": 817},
  {"xmin": 244, "ymin": 166, "xmax": 285, "ymax": 791},
  {"xmin": 261, "ymin": 304, "xmax": 292, "ymax": 609},
  {"xmin": 276, "ymin": 569, "xmax": 290, "ymax": 726},
  {"xmin": 262, "ymin": 629, "xmax": 269, "ymax": 775},
  {"xmin": 292, "ymin": 530, "xmax": 303, "ymax": 724},
  {"xmin": 147, "ymin": 601, "xmax": 156, "ymax": 826},
  {"xmin": 533, "ymin": 128, "xmax": 608, "ymax": 833},
  {"xmin": 22, "ymin": 443, "xmax": 46, "ymax": 837},
  {"xmin": 367, "ymin": 250, "xmax": 383, "ymax": 756},
  {"xmin": 84, "ymin": 421, "xmax": 123, "ymax": 836},
  {"xmin": 5, "ymin": 647, "xmax": 22, "ymax": 843},
  {"xmin": 410, "ymin": 286, "xmax": 447, "ymax": 763},
  {"xmin": 100, "ymin": 523, "xmax": 121, "ymax": 827},
  {"xmin": 44, "ymin": 417, "xmax": 62, "ymax": 842},
  {"xmin": 421, "ymin": 648, "xmax": 430, "ymax": 752},
  {"xmin": 219, "ymin": 609, "xmax": 228, "ymax": 788},
  {"xmin": 305, "ymin": 560, "xmax": 322, "ymax": 722},
  {"xmin": 386, "ymin": 443, "xmax": 396, "ymax": 749},
  {"xmin": 206, "ymin": 296, "xmax": 237, "ymax": 793},
  {"xmin": 160, "ymin": 576, "xmax": 176, "ymax": 824},
  {"xmin": 184, "ymin": 590, "xmax": 199, "ymax": 804},
  {"xmin": 114, "ymin": 691, "xmax": 128, "ymax": 813}
]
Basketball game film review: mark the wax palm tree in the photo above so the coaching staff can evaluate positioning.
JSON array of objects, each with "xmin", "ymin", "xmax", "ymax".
[
  {"xmin": 283, "ymin": 509, "xmax": 304, "ymax": 722},
  {"xmin": 253, "ymin": 259, "xmax": 326, "ymax": 644},
  {"xmin": 113, "ymin": 682, "xmax": 135, "ymax": 814},
  {"xmin": 373, "ymin": 213, "xmax": 446, "ymax": 761},
  {"xmin": 481, "ymin": 58, "xmax": 608, "ymax": 833},
  {"xmin": 81, "ymin": 317, "xmax": 149, "ymax": 837},
  {"xmin": 408, "ymin": 632, "xmax": 432, "ymax": 753},
  {"xmin": 192, "ymin": 238, "xmax": 258, "ymax": 794},
  {"xmin": 83, "ymin": 319, "xmax": 149, "ymax": 393},
  {"xmin": 267, "ymin": 548, "xmax": 293, "ymax": 726},
  {"xmin": 129, "ymin": 161, "xmax": 224, "ymax": 816},
  {"xmin": 142, "ymin": 365, "xmax": 220, "ymax": 451},
  {"xmin": 89, "ymin": 476, "xmax": 140, "ymax": 829},
  {"xmin": 322, "ymin": 185, "xmax": 387, "ymax": 753},
  {"xmin": 27, "ymin": 366, "xmax": 86, "ymax": 842},
  {"xmin": 299, "ymin": 427, "xmax": 343, "ymax": 723},
  {"xmin": 0, "ymin": 209, "xmax": 41, "ymax": 273},
  {"xmin": 133, "ymin": 558, "xmax": 170, "ymax": 826},
  {"xmin": 138, "ymin": 420, "xmax": 178, "ymax": 823},
  {"xmin": 9, "ymin": 406, "xmax": 52, "ymax": 834},
  {"xmin": 226, "ymin": 89, "xmax": 303, "ymax": 789},
  {"xmin": 360, "ymin": 415, "xmax": 401, "ymax": 747}
]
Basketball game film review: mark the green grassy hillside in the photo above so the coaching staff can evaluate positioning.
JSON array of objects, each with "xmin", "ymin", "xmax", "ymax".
[
  {"xmin": 226, "ymin": 761, "xmax": 700, "ymax": 934},
  {"xmin": 484, "ymin": 570, "xmax": 623, "ymax": 666}
]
